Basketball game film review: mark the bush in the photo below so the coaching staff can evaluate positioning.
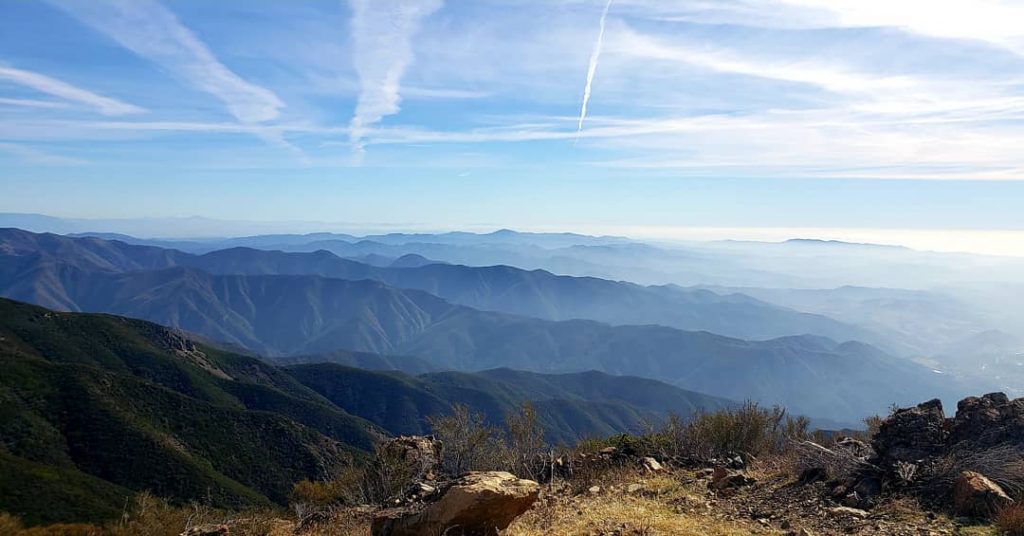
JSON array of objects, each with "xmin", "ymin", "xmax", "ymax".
[
  {"xmin": 503, "ymin": 403, "xmax": 548, "ymax": 480},
  {"xmin": 787, "ymin": 439, "xmax": 864, "ymax": 481},
  {"xmin": 998, "ymin": 502, "xmax": 1024, "ymax": 536},
  {"xmin": 360, "ymin": 442, "xmax": 420, "ymax": 505},
  {"xmin": 291, "ymin": 467, "xmax": 364, "ymax": 508},
  {"xmin": 643, "ymin": 402, "xmax": 808, "ymax": 463},
  {"xmin": 428, "ymin": 404, "xmax": 505, "ymax": 475}
]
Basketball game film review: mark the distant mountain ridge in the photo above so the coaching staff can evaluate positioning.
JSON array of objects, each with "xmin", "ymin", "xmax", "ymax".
[
  {"xmin": 0, "ymin": 228, "xmax": 882, "ymax": 346},
  {"xmin": 0, "ymin": 229, "xmax": 977, "ymax": 422}
]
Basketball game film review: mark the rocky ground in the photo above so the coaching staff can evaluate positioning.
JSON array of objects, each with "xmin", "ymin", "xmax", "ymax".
[
  {"xmin": 267, "ymin": 464, "xmax": 999, "ymax": 536},
  {"xmin": 8, "ymin": 394, "xmax": 1019, "ymax": 536}
]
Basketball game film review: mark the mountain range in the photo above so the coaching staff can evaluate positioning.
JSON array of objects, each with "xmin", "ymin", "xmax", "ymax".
[
  {"xmin": 0, "ymin": 228, "xmax": 981, "ymax": 422},
  {"xmin": 0, "ymin": 227, "xmax": 880, "ymax": 345}
]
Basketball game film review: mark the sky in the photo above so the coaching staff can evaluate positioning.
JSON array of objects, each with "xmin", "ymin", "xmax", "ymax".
[{"xmin": 2, "ymin": 0, "xmax": 1024, "ymax": 254}]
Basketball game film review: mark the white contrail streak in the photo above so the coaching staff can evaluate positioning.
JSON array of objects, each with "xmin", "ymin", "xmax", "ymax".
[{"xmin": 576, "ymin": 0, "xmax": 613, "ymax": 141}]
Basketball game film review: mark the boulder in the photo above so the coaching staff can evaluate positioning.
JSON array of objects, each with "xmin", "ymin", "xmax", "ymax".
[
  {"xmin": 828, "ymin": 506, "xmax": 869, "ymax": 519},
  {"xmin": 953, "ymin": 471, "xmax": 1014, "ymax": 519},
  {"xmin": 834, "ymin": 437, "xmax": 872, "ymax": 459},
  {"xmin": 709, "ymin": 466, "xmax": 756, "ymax": 490},
  {"xmin": 371, "ymin": 471, "xmax": 539, "ymax": 536},
  {"xmin": 872, "ymin": 399, "xmax": 947, "ymax": 465},
  {"xmin": 641, "ymin": 456, "xmax": 664, "ymax": 473},
  {"xmin": 949, "ymin": 393, "xmax": 1024, "ymax": 450}
]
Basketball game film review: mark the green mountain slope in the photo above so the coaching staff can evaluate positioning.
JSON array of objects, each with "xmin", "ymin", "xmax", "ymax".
[
  {"xmin": 0, "ymin": 297, "xmax": 747, "ymax": 525},
  {"xmin": 0, "ymin": 298, "xmax": 380, "ymax": 523},
  {"xmin": 283, "ymin": 363, "xmax": 735, "ymax": 444}
]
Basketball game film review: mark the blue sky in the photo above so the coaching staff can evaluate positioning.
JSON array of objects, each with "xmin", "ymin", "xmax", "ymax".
[{"xmin": 2, "ymin": 0, "xmax": 1024, "ymax": 252}]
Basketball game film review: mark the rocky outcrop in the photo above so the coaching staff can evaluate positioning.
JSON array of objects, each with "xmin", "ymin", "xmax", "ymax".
[
  {"xmin": 371, "ymin": 471, "xmax": 539, "ymax": 536},
  {"xmin": 953, "ymin": 471, "xmax": 1014, "ymax": 518},
  {"xmin": 872, "ymin": 399, "xmax": 947, "ymax": 465},
  {"xmin": 874, "ymin": 393, "xmax": 1024, "ymax": 467},
  {"xmin": 865, "ymin": 393, "xmax": 1024, "ymax": 519},
  {"xmin": 948, "ymin": 393, "xmax": 1024, "ymax": 450}
]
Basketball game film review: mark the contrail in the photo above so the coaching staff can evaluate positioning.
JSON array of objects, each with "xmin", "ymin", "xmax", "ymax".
[{"xmin": 576, "ymin": 0, "xmax": 613, "ymax": 141}]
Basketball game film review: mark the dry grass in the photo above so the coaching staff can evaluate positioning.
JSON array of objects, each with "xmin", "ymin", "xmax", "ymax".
[
  {"xmin": 505, "ymin": 491, "xmax": 774, "ymax": 536},
  {"xmin": 998, "ymin": 503, "xmax": 1024, "ymax": 536},
  {"xmin": 505, "ymin": 472, "xmax": 777, "ymax": 536}
]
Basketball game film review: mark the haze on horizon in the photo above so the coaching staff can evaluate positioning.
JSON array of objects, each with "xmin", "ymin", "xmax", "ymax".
[{"xmin": 2, "ymin": 0, "xmax": 1023, "ymax": 255}]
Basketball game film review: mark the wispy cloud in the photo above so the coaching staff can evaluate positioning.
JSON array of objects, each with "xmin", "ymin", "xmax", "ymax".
[
  {"xmin": 576, "ymin": 0, "xmax": 613, "ymax": 139},
  {"xmin": 0, "ymin": 142, "xmax": 85, "ymax": 165},
  {"xmin": 348, "ymin": 0, "xmax": 443, "ymax": 156},
  {"xmin": 49, "ymin": 0, "xmax": 284, "ymax": 123},
  {"xmin": 402, "ymin": 86, "xmax": 490, "ymax": 99},
  {"xmin": 0, "ymin": 97, "xmax": 71, "ymax": 110},
  {"xmin": 0, "ymin": 63, "xmax": 142, "ymax": 115},
  {"xmin": 774, "ymin": 0, "xmax": 1024, "ymax": 54}
]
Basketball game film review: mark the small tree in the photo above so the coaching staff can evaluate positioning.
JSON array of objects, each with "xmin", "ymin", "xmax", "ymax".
[
  {"xmin": 428, "ymin": 404, "xmax": 502, "ymax": 475},
  {"xmin": 504, "ymin": 402, "xmax": 547, "ymax": 479}
]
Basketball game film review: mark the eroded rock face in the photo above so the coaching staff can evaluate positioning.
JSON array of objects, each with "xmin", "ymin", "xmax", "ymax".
[
  {"xmin": 953, "ymin": 470, "xmax": 1014, "ymax": 518},
  {"xmin": 371, "ymin": 471, "xmax": 540, "ymax": 536},
  {"xmin": 872, "ymin": 399, "xmax": 947, "ymax": 464},
  {"xmin": 949, "ymin": 393, "xmax": 1024, "ymax": 450}
]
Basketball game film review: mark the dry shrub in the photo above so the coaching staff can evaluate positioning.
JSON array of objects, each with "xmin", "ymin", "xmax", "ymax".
[
  {"xmin": 998, "ymin": 502, "xmax": 1024, "ymax": 536},
  {"xmin": 921, "ymin": 443, "xmax": 1024, "ymax": 499},
  {"xmin": 291, "ymin": 467, "xmax": 364, "ymax": 508},
  {"xmin": 292, "ymin": 446, "xmax": 419, "ymax": 511},
  {"xmin": 428, "ymin": 404, "xmax": 505, "ymax": 476},
  {"xmin": 503, "ymin": 403, "xmax": 547, "ymax": 480},
  {"xmin": 104, "ymin": 491, "xmax": 280, "ymax": 536},
  {"xmin": 360, "ymin": 443, "xmax": 419, "ymax": 505},
  {"xmin": 565, "ymin": 453, "xmax": 631, "ymax": 495},
  {"xmin": 0, "ymin": 513, "xmax": 23, "ymax": 534},
  {"xmin": 787, "ymin": 439, "xmax": 865, "ymax": 481},
  {"xmin": 642, "ymin": 402, "xmax": 808, "ymax": 464}
]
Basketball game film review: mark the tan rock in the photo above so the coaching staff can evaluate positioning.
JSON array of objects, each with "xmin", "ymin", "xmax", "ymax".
[
  {"xmin": 641, "ymin": 456, "xmax": 664, "ymax": 472},
  {"xmin": 180, "ymin": 525, "xmax": 229, "ymax": 536},
  {"xmin": 710, "ymin": 466, "xmax": 756, "ymax": 490},
  {"xmin": 829, "ymin": 506, "xmax": 869, "ymax": 519},
  {"xmin": 953, "ymin": 470, "xmax": 1014, "ymax": 518},
  {"xmin": 372, "ymin": 471, "xmax": 539, "ymax": 536}
]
